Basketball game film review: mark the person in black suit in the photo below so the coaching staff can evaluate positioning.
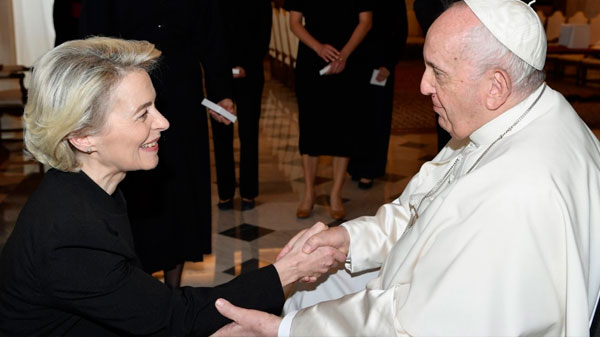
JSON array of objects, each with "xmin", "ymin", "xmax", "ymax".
[
  {"xmin": 210, "ymin": 0, "xmax": 272, "ymax": 211},
  {"xmin": 0, "ymin": 37, "xmax": 345, "ymax": 336},
  {"xmin": 79, "ymin": 0, "xmax": 234, "ymax": 288},
  {"xmin": 347, "ymin": 0, "xmax": 408, "ymax": 189}
]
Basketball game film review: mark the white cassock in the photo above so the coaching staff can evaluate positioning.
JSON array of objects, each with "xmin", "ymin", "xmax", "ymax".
[{"xmin": 283, "ymin": 84, "xmax": 600, "ymax": 336}]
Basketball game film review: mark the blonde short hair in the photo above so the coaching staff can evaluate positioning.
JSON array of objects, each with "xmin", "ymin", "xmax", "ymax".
[{"xmin": 24, "ymin": 36, "xmax": 161, "ymax": 172}]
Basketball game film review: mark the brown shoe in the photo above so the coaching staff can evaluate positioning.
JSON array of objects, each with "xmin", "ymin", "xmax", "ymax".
[
  {"xmin": 296, "ymin": 205, "xmax": 313, "ymax": 218},
  {"xmin": 329, "ymin": 207, "xmax": 345, "ymax": 220}
]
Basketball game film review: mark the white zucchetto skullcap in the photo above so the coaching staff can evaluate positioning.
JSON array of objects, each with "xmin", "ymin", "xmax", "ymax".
[{"xmin": 464, "ymin": 0, "xmax": 547, "ymax": 70}]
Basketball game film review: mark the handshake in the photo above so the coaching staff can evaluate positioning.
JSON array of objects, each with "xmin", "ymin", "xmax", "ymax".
[
  {"xmin": 272, "ymin": 222, "xmax": 350, "ymax": 287},
  {"xmin": 210, "ymin": 223, "xmax": 351, "ymax": 337}
]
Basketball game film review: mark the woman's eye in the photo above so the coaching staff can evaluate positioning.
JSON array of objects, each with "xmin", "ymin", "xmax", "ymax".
[{"xmin": 139, "ymin": 110, "xmax": 149, "ymax": 120}]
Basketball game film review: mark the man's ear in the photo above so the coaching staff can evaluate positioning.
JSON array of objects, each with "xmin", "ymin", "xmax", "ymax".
[
  {"xmin": 68, "ymin": 135, "xmax": 94, "ymax": 154},
  {"xmin": 486, "ymin": 69, "xmax": 512, "ymax": 111}
]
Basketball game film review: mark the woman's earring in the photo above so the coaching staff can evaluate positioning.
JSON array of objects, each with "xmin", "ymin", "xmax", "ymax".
[{"xmin": 86, "ymin": 148, "xmax": 93, "ymax": 154}]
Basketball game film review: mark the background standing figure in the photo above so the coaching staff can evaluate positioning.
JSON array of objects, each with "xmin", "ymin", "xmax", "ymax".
[
  {"xmin": 285, "ymin": 0, "xmax": 372, "ymax": 221},
  {"xmin": 79, "ymin": 0, "xmax": 234, "ymax": 288},
  {"xmin": 211, "ymin": 0, "xmax": 272, "ymax": 212},
  {"xmin": 347, "ymin": 0, "xmax": 408, "ymax": 190}
]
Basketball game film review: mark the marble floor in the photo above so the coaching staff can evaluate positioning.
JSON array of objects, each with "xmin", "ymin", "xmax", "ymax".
[{"xmin": 0, "ymin": 61, "xmax": 598, "ymax": 289}]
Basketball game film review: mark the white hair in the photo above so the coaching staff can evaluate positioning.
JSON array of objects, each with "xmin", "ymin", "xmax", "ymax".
[
  {"xmin": 463, "ymin": 22, "xmax": 545, "ymax": 94},
  {"xmin": 24, "ymin": 37, "xmax": 161, "ymax": 172}
]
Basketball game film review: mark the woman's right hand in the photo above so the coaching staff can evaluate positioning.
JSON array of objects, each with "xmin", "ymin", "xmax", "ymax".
[{"xmin": 315, "ymin": 43, "xmax": 341, "ymax": 63}]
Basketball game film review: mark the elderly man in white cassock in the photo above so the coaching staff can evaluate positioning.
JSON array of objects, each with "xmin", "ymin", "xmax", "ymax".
[{"xmin": 210, "ymin": 0, "xmax": 600, "ymax": 335}]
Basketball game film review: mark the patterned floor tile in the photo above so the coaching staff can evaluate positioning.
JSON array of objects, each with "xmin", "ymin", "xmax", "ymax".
[
  {"xmin": 219, "ymin": 223, "xmax": 274, "ymax": 242},
  {"xmin": 222, "ymin": 258, "xmax": 260, "ymax": 276},
  {"xmin": 314, "ymin": 194, "xmax": 350, "ymax": 207}
]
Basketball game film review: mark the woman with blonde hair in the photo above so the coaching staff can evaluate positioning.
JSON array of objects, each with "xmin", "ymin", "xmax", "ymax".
[{"xmin": 0, "ymin": 37, "xmax": 343, "ymax": 336}]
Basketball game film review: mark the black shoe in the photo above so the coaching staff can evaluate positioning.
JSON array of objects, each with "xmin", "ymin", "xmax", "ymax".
[
  {"xmin": 241, "ymin": 199, "xmax": 255, "ymax": 211},
  {"xmin": 358, "ymin": 179, "xmax": 374, "ymax": 190},
  {"xmin": 217, "ymin": 199, "xmax": 233, "ymax": 210}
]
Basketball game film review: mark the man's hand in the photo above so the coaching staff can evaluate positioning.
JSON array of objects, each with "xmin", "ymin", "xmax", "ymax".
[
  {"xmin": 302, "ymin": 225, "xmax": 350, "ymax": 256},
  {"xmin": 208, "ymin": 98, "xmax": 235, "ymax": 125},
  {"xmin": 315, "ymin": 43, "xmax": 340, "ymax": 63},
  {"xmin": 210, "ymin": 299, "xmax": 281, "ymax": 337},
  {"xmin": 376, "ymin": 66, "xmax": 390, "ymax": 82},
  {"xmin": 273, "ymin": 222, "xmax": 346, "ymax": 286}
]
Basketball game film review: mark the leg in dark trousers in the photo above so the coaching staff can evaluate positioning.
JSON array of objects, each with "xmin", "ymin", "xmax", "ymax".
[
  {"xmin": 210, "ymin": 117, "xmax": 236, "ymax": 202},
  {"xmin": 234, "ymin": 71, "xmax": 264, "ymax": 200}
]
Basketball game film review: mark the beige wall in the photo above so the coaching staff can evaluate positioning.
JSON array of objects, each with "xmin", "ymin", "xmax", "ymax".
[
  {"xmin": 565, "ymin": 0, "xmax": 598, "ymax": 17},
  {"xmin": 584, "ymin": 0, "xmax": 600, "ymax": 19},
  {"xmin": 0, "ymin": 0, "xmax": 17, "ymax": 91},
  {"xmin": 0, "ymin": 0, "xmax": 16, "ymax": 64}
]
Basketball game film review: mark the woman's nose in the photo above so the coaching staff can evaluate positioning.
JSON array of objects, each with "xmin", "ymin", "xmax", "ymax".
[{"xmin": 153, "ymin": 110, "xmax": 170, "ymax": 131}]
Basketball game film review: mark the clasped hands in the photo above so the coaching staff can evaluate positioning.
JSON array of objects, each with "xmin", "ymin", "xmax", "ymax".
[
  {"xmin": 316, "ymin": 43, "xmax": 347, "ymax": 75},
  {"xmin": 210, "ymin": 222, "xmax": 350, "ymax": 337}
]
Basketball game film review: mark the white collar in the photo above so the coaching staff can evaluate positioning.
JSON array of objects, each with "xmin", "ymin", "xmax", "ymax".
[{"xmin": 469, "ymin": 83, "xmax": 547, "ymax": 147}]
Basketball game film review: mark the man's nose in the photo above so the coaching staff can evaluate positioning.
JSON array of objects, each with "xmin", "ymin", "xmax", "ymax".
[{"xmin": 420, "ymin": 69, "xmax": 435, "ymax": 96}]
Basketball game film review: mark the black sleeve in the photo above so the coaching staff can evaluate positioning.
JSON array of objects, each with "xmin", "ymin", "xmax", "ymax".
[
  {"xmin": 194, "ymin": 0, "xmax": 232, "ymax": 102},
  {"xmin": 42, "ymin": 240, "xmax": 284, "ymax": 336},
  {"xmin": 180, "ymin": 265, "xmax": 284, "ymax": 336}
]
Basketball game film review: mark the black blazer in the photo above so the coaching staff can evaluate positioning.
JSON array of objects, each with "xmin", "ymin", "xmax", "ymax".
[{"xmin": 0, "ymin": 169, "xmax": 284, "ymax": 336}]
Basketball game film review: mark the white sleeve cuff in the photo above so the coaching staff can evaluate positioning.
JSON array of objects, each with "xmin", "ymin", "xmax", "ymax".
[{"xmin": 278, "ymin": 310, "xmax": 298, "ymax": 337}]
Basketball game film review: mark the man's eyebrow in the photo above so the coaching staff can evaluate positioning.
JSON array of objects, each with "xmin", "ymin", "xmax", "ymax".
[{"xmin": 426, "ymin": 61, "xmax": 445, "ymax": 74}]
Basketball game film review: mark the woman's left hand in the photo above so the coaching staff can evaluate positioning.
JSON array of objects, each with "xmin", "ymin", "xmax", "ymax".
[
  {"xmin": 328, "ymin": 56, "xmax": 346, "ymax": 74},
  {"xmin": 376, "ymin": 66, "xmax": 391, "ymax": 81},
  {"xmin": 210, "ymin": 299, "xmax": 281, "ymax": 337},
  {"xmin": 232, "ymin": 66, "xmax": 246, "ymax": 79}
]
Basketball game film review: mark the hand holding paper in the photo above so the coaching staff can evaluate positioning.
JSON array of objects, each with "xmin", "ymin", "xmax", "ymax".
[
  {"xmin": 202, "ymin": 98, "xmax": 237, "ymax": 124},
  {"xmin": 319, "ymin": 64, "xmax": 331, "ymax": 75},
  {"xmin": 232, "ymin": 66, "xmax": 246, "ymax": 78},
  {"xmin": 370, "ymin": 68, "xmax": 388, "ymax": 86}
]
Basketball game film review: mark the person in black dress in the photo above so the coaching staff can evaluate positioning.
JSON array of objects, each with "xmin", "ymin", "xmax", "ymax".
[
  {"xmin": 347, "ymin": 0, "xmax": 408, "ymax": 189},
  {"xmin": 79, "ymin": 0, "xmax": 234, "ymax": 288},
  {"xmin": 0, "ymin": 37, "xmax": 345, "ymax": 336},
  {"xmin": 210, "ymin": 0, "xmax": 272, "ymax": 211},
  {"xmin": 284, "ymin": 0, "xmax": 372, "ymax": 221}
]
